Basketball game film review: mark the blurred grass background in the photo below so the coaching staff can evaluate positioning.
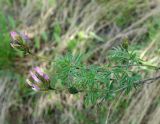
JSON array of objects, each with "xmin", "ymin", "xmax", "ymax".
[{"xmin": 0, "ymin": 0, "xmax": 160, "ymax": 124}]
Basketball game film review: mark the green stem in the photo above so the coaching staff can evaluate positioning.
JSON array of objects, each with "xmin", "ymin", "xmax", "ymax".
[
  {"xmin": 112, "ymin": 63, "xmax": 159, "ymax": 70},
  {"xmin": 29, "ymin": 52, "xmax": 52, "ymax": 62}
]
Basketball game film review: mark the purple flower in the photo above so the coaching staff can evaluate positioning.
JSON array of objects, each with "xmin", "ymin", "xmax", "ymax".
[
  {"xmin": 19, "ymin": 32, "xmax": 30, "ymax": 41},
  {"xmin": 32, "ymin": 84, "xmax": 41, "ymax": 91},
  {"xmin": 34, "ymin": 67, "xmax": 44, "ymax": 76},
  {"xmin": 10, "ymin": 31, "xmax": 18, "ymax": 40},
  {"xmin": 44, "ymin": 74, "xmax": 49, "ymax": 81},
  {"xmin": 10, "ymin": 31, "xmax": 30, "ymax": 54},
  {"xmin": 26, "ymin": 67, "xmax": 50, "ymax": 91},
  {"xmin": 34, "ymin": 67, "xmax": 50, "ymax": 81},
  {"xmin": 30, "ymin": 71, "xmax": 41, "ymax": 83}
]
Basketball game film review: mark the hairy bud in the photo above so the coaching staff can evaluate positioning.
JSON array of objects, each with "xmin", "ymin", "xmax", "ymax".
[{"xmin": 26, "ymin": 67, "xmax": 50, "ymax": 91}]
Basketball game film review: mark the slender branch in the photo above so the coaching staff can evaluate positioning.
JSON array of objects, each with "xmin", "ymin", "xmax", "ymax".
[
  {"xmin": 113, "ymin": 75, "xmax": 160, "ymax": 93},
  {"xmin": 136, "ymin": 75, "xmax": 160, "ymax": 85},
  {"xmin": 112, "ymin": 63, "xmax": 160, "ymax": 70}
]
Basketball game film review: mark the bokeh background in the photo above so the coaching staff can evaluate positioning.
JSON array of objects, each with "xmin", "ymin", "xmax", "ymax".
[{"xmin": 0, "ymin": 0, "xmax": 160, "ymax": 124}]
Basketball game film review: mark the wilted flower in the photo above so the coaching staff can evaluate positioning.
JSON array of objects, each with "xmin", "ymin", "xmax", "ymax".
[
  {"xmin": 10, "ymin": 31, "xmax": 30, "ymax": 54},
  {"xmin": 26, "ymin": 67, "xmax": 50, "ymax": 91}
]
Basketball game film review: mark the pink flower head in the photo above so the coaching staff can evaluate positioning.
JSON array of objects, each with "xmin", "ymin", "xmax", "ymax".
[
  {"xmin": 10, "ymin": 31, "xmax": 30, "ymax": 54},
  {"xmin": 26, "ymin": 67, "xmax": 50, "ymax": 91},
  {"xmin": 10, "ymin": 31, "xmax": 18, "ymax": 40}
]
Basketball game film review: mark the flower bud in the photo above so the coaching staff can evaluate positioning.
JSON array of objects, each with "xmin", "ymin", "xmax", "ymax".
[
  {"xmin": 26, "ymin": 67, "xmax": 50, "ymax": 91},
  {"xmin": 10, "ymin": 31, "xmax": 30, "ymax": 54}
]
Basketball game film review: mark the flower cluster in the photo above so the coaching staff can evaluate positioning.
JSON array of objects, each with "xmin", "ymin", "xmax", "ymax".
[
  {"xmin": 10, "ymin": 31, "xmax": 51, "ymax": 91},
  {"xmin": 26, "ymin": 67, "xmax": 50, "ymax": 91},
  {"xmin": 10, "ymin": 31, "xmax": 30, "ymax": 54}
]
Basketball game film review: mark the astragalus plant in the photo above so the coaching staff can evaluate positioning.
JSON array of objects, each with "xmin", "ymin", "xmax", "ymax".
[{"xmin": 10, "ymin": 31, "xmax": 160, "ymax": 105}]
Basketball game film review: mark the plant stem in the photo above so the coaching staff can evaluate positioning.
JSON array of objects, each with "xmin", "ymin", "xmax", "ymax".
[
  {"xmin": 29, "ymin": 52, "xmax": 52, "ymax": 62},
  {"xmin": 112, "ymin": 63, "xmax": 159, "ymax": 70}
]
